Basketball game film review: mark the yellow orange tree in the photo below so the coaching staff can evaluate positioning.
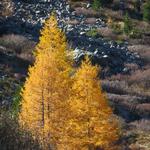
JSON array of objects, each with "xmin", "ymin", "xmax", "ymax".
[
  {"xmin": 35, "ymin": 13, "xmax": 66, "ymax": 54},
  {"xmin": 19, "ymin": 14, "xmax": 72, "ymax": 149},
  {"xmin": 64, "ymin": 56, "xmax": 120, "ymax": 150}
]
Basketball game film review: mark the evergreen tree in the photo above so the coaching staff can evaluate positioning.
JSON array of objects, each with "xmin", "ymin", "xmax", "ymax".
[
  {"xmin": 92, "ymin": 0, "xmax": 101, "ymax": 10},
  {"xmin": 124, "ymin": 13, "xmax": 132, "ymax": 35},
  {"xmin": 63, "ymin": 57, "xmax": 119, "ymax": 150},
  {"xmin": 19, "ymin": 14, "xmax": 72, "ymax": 149},
  {"xmin": 143, "ymin": 1, "xmax": 150, "ymax": 22},
  {"xmin": 92, "ymin": 0, "xmax": 113, "ymax": 10}
]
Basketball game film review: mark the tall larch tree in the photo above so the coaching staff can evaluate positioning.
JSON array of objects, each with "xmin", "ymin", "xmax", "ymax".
[
  {"xmin": 35, "ymin": 13, "xmax": 66, "ymax": 54},
  {"xmin": 64, "ymin": 56, "xmax": 120, "ymax": 150},
  {"xmin": 19, "ymin": 14, "xmax": 72, "ymax": 149}
]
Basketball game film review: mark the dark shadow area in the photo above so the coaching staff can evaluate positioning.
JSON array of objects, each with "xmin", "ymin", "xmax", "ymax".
[{"xmin": 0, "ymin": 51, "xmax": 30, "ymax": 74}]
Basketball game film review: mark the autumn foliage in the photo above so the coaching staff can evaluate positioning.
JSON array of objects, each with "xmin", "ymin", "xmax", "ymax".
[
  {"xmin": 19, "ymin": 14, "xmax": 72, "ymax": 149},
  {"xmin": 19, "ymin": 14, "xmax": 120, "ymax": 150},
  {"xmin": 64, "ymin": 57, "xmax": 119, "ymax": 150}
]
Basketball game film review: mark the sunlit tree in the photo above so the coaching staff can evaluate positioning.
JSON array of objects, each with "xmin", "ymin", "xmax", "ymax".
[
  {"xmin": 19, "ymin": 14, "xmax": 72, "ymax": 149},
  {"xmin": 64, "ymin": 56, "xmax": 119, "ymax": 150}
]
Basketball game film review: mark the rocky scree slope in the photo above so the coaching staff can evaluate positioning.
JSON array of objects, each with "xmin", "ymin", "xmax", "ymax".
[{"xmin": 0, "ymin": 0, "xmax": 142, "ymax": 75}]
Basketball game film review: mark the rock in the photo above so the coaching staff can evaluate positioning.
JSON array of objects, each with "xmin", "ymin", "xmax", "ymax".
[
  {"xmin": 80, "ymin": 32, "xmax": 86, "ymax": 35},
  {"xmin": 86, "ymin": 3, "xmax": 91, "ymax": 9},
  {"xmin": 103, "ymin": 55, "xmax": 108, "ymax": 58}
]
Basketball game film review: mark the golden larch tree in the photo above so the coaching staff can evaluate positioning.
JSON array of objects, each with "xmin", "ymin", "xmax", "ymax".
[
  {"xmin": 64, "ymin": 56, "xmax": 120, "ymax": 150},
  {"xmin": 19, "ymin": 14, "xmax": 72, "ymax": 149},
  {"xmin": 35, "ymin": 13, "xmax": 67, "ymax": 55}
]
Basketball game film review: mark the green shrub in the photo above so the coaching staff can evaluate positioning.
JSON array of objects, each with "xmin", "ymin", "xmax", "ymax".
[
  {"xmin": 115, "ymin": 40, "xmax": 124, "ymax": 44},
  {"xmin": 129, "ymin": 28, "xmax": 142, "ymax": 39},
  {"xmin": 86, "ymin": 29, "xmax": 98, "ymax": 37},
  {"xmin": 92, "ymin": 0, "xmax": 102, "ymax": 10},
  {"xmin": 92, "ymin": 0, "xmax": 113, "ymax": 10},
  {"xmin": 124, "ymin": 13, "xmax": 133, "ymax": 35},
  {"xmin": 143, "ymin": 1, "xmax": 150, "ymax": 22},
  {"xmin": 11, "ymin": 85, "xmax": 22, "ymax": 118},
  {"xmin": 112, "ymin": 23, "xmax": 123, "ymax": 34}
]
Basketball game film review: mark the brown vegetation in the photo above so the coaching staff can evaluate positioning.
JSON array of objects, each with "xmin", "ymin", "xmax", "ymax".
[{"xmin": 0, "ymin": 110, "xmax": 41, "ymax": 150}]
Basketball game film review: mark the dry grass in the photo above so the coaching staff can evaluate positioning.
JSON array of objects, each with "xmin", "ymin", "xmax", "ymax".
[
  {"xmin": 128, "ymin": 69, "xmax": 150, "ymax": 87},
  {"xmin": 97, "ymin": 27, "xmax": 115, "ymax": 38},
  {"xmin": 103, "ymin": 8, "xmax": 123, "ymax": 21},
  {"xmin": 69, "ymin": 0, "xmax": 88, "ymax": 8},
  {"xmin": 74, "ymin": 7, "xmax": 103, "ymax": 17},
  {"xmin": 0, "ymin": 34, "xmax": 36, "ymax": 62},
  {"xmin": 84, "ymin": 17, "xmax": 97, "ymax": 24},
  {"xmin": 97, "ymin": 27, "xmax": 128, "ymax": 41},
  {"xmin": 129, "ymin": 119, "xmax": 150, "ymax": 132},
  {"xmin": 0, "ymin": 0, "xmax": 14, "ymax": 17},
  {"xmin": 0, "ymin": 110, "xmax": 41, "ymax": 150},
  {"xmin": 128, "ymin": 45, "xmax": 150, "ymax": 64},
  {"xmin": 0, "ymin": 34, "xmax": 35, "ymax": 54},
  {"xmin": 66, "ymin": 19, "xmax": 79, "ymax": 25}
]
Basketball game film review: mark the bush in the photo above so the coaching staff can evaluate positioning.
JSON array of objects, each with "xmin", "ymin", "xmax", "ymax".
[
  {"xmin": 0, "ymin": 110, "xmax": 41, "ymax": 150},
  {"xmin": 143, "ymin": 1, "xmax": 150, "ymax": 22},
  {"xmin": 92, "ymin": 0, "xmax": 101, "ymax": 10},
  {"xmin": 11, "ymin": 85, "xmax": 22, "ymax": 118},
  {"xmin": 0, "ymin": 34, "xmax": 35, "ymax": 54},
  {"xmin": 0, "ymin": 0, "xmax": 14, "ymax": 17},
  {"xmin": 101, "ymin": 0, "xmax": 113, "ymax": 5},
  {"xmin": 0, "ymin": 77, "xmax": 20, "ymax": 107},
  {"xmin": 92, "ymin": 0, "xmax": 113, "ymax": 10},
  {"xmin": 124, "ymin": 13, "xmax": 133, "ymax": 35},
  {"xmin": 86, "ymin": 28, "xmax": 98, "ymax": 37},
  {"xmin": 129, "ymin": 28, "xmax": 142, "ymax": 39},
  {"xmin": 112, "ymin": 22, "xmax": 123, "ymax": 34}
]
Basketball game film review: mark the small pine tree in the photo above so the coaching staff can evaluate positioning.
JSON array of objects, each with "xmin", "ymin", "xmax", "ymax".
[
  {"xmin": 92, "ymin": 0, "xmax": 102, "ymax": 10},
  {"xmin": 62, "ymin": 56, "xmax": 119, "ymax": 150},
  {"xmin": 11, "ymin": 85, "xmax": 22, "ymax": 118},
  {"xmin": 92, "ymin": 0, "xmax": 113, "ymax": 10},
  {"xmin": 143, "ymin": 1, "xmax": 150, "ymax": 22},
  {"xmin": 124, "ymin": 13, "xmax": 132, "ymax": 35}
]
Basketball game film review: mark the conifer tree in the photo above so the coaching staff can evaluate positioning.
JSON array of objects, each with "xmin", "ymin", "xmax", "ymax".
[
  {"xmin": 63, "ymin": 56, "xmax": 119, "ymax": 150},
  {"xmin": 143, "ymin": 1, "xmax": 150, "ymax": 22},
  {"xmin": 124, "ymin": 13, "xmax": 132, "ymax": 35},
  {"xmin": 35, "ymin": 13, "xmax": 67, "ymax": 54},
  {"xmin": 19, "ymin": 14, "xmax": 72, "ymax": 149}
]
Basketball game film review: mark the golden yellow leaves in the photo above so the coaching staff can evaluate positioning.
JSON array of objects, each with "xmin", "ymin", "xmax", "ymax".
[{"xmin": 19, "ymin": 13, "xmax": 120, "ymax": 150}]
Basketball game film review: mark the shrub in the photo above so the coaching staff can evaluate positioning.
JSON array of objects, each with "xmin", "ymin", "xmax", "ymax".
[
  {"xmin": 0, "ymin": 77, "xmax": 19, "ymax": 107},
  {"xmin": 0, "ymin": 34, "xmax": 35, "ymax": 54},
  {"xmin": 112, "ymin": 22, "xmax": 123, "ymax": 34},
  {"xmin": 128, "ymin": 45, "xmax": 150, "ymax": 65},
  {"xmin": 143, "ymin": 1, "xmax": 150, "ymax": 22},
  {"xmin": 124, "ymin": 13, "xmax": 133, "ymax": 35},
  {"xmin": 129, "ymin": 28, "xmax": 142, "ymax": 39},
  {"xmin": 86, "ymin": 28, "xmax": 98, "ymax": 37},
  {"xmin": 92, "ymin": 0, "xmax": 102, "ymax": 10},
  {"xmin": 11, "ymin": 85, "xmax": 22, "ymax": 118},
  {"xmin": 92, "ymin": 0, "xmax": 113, "ymax": 10},
  {"xmin": 101, "ymin": 0, "xmax": 113, "ymax": 5},
  {"xmin": 0, "ymin": 109, "xmax": 41, "ymax": 150},
  {"xmin": 0, "ymin": 0, "xmax": 14, "ymax": 17}
]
